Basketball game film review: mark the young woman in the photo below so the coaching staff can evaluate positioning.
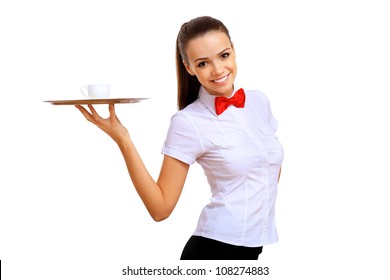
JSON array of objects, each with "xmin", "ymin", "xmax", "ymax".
[{"xmin": 76, "ymin": 16, "xmax": 284, "ymax": 260}]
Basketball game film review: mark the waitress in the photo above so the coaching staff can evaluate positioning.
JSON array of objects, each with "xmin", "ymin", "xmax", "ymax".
[{"xmin": 76, "ymin": 16, "xmax": 284, "ymax": 260}]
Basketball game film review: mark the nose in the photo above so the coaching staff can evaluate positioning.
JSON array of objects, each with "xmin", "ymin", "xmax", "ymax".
[{"xmin": 211, "ymin": 61, "xmax": 224, "ymax": 76}]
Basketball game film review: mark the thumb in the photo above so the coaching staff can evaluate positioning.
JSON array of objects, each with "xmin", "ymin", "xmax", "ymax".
[
  {"xmin": 109, "ymin": 104, "xmax": 116, "ymax": 120},
  {"xmin": 108, "ymin": 104, "xmax": 122, "ymax": 124}
]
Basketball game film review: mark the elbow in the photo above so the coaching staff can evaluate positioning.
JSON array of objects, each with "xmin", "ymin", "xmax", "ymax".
[
  {"xmin": 150, "ymin": 210, "xmax": 172, "ymax": 222},
  {"xmin": 152, "ymin": 216, "xmax": 168, "ymax": 222}
]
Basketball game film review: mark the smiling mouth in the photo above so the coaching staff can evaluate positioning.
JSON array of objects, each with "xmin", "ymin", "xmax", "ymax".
[{"xmin": 213, "ymin": 74, "xmax": 229, "ymax": 83}]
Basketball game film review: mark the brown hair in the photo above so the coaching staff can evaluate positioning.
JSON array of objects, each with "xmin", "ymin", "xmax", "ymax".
[{"xmin": 176, "ymin": 16, "xmax": 232, "ymax": 110}]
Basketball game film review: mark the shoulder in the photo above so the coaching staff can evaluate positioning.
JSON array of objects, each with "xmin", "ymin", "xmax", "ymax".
[
  {"xmin": 246, "ymin": 89, "xmax": 269, "ymax": 102},
  {"xmin": 245, "ymin": 88, "xmax": 279, "ymax": 130},
  {"xmin": 168, "ymin": 104, "xmax": 200, "ymax": 131},
  {"xmin": 245, "ymin": 89, "xmax": 272, "ymax": 110},
  {"xmin": 171, "ymin": 98, "xmax": 208, "ymax": 122},
  {"xmin": 169, "ymin": 109, "xmax": 191, "ymax": 127}
]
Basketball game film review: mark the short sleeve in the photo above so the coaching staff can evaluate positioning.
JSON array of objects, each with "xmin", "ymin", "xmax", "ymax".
[{"xmin": 161, "ymin": 112, "xmax": 203, "ymax": 165}]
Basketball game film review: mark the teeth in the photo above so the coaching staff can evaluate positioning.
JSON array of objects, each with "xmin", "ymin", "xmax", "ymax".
[{"xmin": 215, "ymin": 75, "xmax": 228, "ymax": 83}]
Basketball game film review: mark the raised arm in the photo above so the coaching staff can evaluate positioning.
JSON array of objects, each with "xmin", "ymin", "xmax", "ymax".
[{"xmin": 76, "ymin": 104, "xmax": 189, "ymax": 221}]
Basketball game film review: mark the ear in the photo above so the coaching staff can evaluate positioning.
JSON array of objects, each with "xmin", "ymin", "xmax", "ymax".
[{"xmin": 183, "ymin": 60, "xmax": 195, "ymax": 76}]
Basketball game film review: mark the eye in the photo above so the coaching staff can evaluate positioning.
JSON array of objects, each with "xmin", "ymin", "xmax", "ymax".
[
  {"xmin": 221, "ymin": 52, "xmax": 230, "ymax": 59},
  {"xmin": 197, "ymin": 61, "xmax": 207, "ymax": 68}
]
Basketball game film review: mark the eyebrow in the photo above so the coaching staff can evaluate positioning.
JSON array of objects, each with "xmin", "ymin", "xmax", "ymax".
[{"xmin": 193, "ymin": 47, "xmax": 231, "ymax": 63}]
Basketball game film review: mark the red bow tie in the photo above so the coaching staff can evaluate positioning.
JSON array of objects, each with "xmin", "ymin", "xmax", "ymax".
[{"xmin": 215, "ymin": 88, "xmax": 246, "ymax": 115}]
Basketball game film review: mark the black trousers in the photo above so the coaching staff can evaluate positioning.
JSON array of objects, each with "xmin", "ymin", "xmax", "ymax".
[{"xmin": 180, "ymin": 235, "xmax": 263, "ymax": 260}]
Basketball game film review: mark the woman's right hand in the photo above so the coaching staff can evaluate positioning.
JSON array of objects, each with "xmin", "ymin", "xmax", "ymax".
[
  {"xmin": 76, "ymin": 104, "xmax": 190, "ymax": 222},
  {"xmin": 75, "ymin": 104, "xmax": 130, "ymax": 145}
]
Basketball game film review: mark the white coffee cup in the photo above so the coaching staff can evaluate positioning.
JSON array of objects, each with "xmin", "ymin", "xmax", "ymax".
[{"xmin": 80, "ymin": 84, "xmax": 110, "ymax": 99}]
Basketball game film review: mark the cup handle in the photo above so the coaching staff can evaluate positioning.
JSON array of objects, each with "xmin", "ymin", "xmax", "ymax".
[{"xmin": 80, "ymin": 86, "xmax": 88, "ymax": 98}]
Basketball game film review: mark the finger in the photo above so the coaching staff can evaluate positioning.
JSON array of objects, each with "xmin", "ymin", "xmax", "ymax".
[
  {"xmin": 87, "ymin": 104, "xmax": 101, "ymax": 122},
  {"xmin": 75, "ymin": 105, "xmax": 95, "ymax": 122},
  {"xmin": 87, "ymin": 104, "xmax": 99, "ymax": 115}
]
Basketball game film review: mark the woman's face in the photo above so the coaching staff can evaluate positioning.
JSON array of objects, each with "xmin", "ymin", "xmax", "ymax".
[{"xmin": 184, "ymin": 31, "xmax": 237, "ymax": 97}]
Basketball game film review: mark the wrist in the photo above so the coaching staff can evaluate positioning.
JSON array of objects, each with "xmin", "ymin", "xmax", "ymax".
[{"xmin": 116, "ymin": 132, "xmax": 133, "ymax": 152}]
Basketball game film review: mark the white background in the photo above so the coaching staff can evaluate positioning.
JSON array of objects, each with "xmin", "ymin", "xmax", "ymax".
[{"xmin": 1, "ymin": 0, "xmax": 389, "ymax": 279}]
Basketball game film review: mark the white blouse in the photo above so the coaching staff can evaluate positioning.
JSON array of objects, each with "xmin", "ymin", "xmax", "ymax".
[{"xmin": 162, "ymin": 86, "xmax": 284, "ymax": 247}]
